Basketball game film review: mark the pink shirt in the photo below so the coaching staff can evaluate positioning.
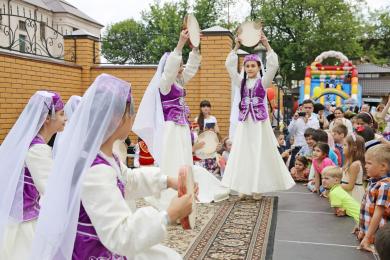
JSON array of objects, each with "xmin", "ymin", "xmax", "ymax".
[{"xmin": 313, "ymin": 157, "xmax": 335, "ymax": 174}]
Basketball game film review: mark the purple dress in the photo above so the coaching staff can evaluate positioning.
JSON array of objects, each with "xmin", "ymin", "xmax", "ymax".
[
  {"xmin": 72, "ymin": 154, "xmax": 127, "ymax": 260},
  {"xmin": 22, "ymin": 135, "xmax": 46, "ymax": 221},
  {"xmin": 238, "ymin": 79, "xmax": 268, "ymax": 122},
  {"xmin": 160, "ymin": 83, "xmax": 190, "ymax": 125}
]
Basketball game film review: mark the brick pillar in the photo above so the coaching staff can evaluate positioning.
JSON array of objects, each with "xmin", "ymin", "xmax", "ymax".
[
  {"xmin": 199, "ymin": 26, "xmax": 233, "ymax": 138},
  {"xmin": 64, "ymin": 31, "xmax": 98, "ymax": 91}
]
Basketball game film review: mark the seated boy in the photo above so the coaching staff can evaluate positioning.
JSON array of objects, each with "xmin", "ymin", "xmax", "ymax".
[{"xmin": 322, "ymin": 166, "xmax": 360, "ymax": 223}]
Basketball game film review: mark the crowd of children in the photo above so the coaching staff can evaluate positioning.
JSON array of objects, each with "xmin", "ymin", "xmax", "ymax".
[{"xmin": 276, "ymin": 96, "xmax": 390, "ymax": 256}]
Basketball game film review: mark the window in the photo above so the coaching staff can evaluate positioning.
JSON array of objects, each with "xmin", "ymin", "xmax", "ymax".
[
  {"xmin": 19, "ymin": 20, "xmax": 26, "ymax": 31},
  {"xmin": 19, "ymin": 34, "xmax": 26, "ymax": 52},
  {"xmin": 40, "ymin": 22, "xmax": 46, "ymax": 40}
]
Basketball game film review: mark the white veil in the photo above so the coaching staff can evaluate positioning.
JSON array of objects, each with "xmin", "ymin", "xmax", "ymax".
[
  {"xmin": 30, "ymin": 74, "xmax": 130, "ymax": 260},
  {"xmin": 0, "ymin": 91, "xmax": 55, "ymax": 246},
  {"xmin": 52, "ymin": 95, "xmax": 82, "ymax": 156},
  {"xmin": 229, "ymin": 55, "xmax": 266, "ymax": 140},
  {"xmin": 132, "ymin": 53, "xmax": 169, "ymax": 166}
]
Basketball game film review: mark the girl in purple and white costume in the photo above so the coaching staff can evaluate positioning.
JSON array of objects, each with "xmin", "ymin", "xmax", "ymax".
[
  {"xmin": 222, "ymin": 33, "xmax": 295, "ymax": 198},
  {"xmin": 0, "ymin": 91, "xmax": 66, "ymax": 259},
  {"xmin": 133, "ymin": 30, "xmax": 200, "ymax": 209},
  {"xmin": 31, "ymin": 74, "xmax": 191, "ymax": 260}
]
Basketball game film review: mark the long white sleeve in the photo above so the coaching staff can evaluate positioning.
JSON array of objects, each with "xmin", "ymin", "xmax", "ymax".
[
  {"xmin": 25, "ymin": 144, "xmax": 53, "ymax": 195},
  {"xmin": 182, "ymin": 49, "xmax": 201, "ymax": 84},
  {"xmin": 225, "ymin": 50, "xmax": 242, "ymax": 88},
  {"xmin": 121, "ymin": 164, "xmax": 167, "ymax": 199},
  {"xmin": 160, "ymin": 49, "xmax": 182, "ymax": 95},
  {"xmin": 81, "ymin": 164, "xmax": 167, "ymax": 257},
  {"xmin": 261, "ymin": 50, "xmax": 279, "ymax": 88}
]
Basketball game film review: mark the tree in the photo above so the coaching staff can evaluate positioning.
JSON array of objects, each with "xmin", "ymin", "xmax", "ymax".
[
  {"xmin": 141, "ymin": 1, "xmax": 186, "ymax": 63},
  {"xmin": 101, "ymin": 19, "xmax": 148, "ymax": 64},
  {"xmin": 362, "ymin": 8, "xmax": 390, "ymax": 64},
  {"xmin": 252, "ymin": 0, "xmax": 364, "ymax": 84},
  {"xmin": 193, "ymin": 0, "xmax": 220, "ymax": 29}
]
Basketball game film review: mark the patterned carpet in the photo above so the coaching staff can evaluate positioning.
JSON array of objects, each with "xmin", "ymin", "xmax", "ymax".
[{"xmin": 146, "ymin": 196, "xmax": 278, "ymax": 260}]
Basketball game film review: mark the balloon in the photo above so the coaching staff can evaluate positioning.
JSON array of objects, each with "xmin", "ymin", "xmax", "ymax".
[
  {"xmin": 313, "ymin": 86, "xmax": 322, "ymax": 97},
  {"xmin": 267, "ymin": 88, "xmax": 275, "ymax": 100}
]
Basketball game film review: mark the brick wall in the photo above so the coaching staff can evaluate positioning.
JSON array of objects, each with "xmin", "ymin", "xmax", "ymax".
[
  {"xmin": 0, "ymin": 52, "xmax": 82, "ymax": 140},
  {"xmin": 0, "ymin": 28, "xmax": 279, "ymax": 142}
]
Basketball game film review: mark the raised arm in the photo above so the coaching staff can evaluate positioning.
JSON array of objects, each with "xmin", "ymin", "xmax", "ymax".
[
  {"xmin": 225, "ymin": 37, "xmax": 242, "ymax": 88},
  {"xmin": 378, "ymin": 95, "xmax": 390, "ymax": 120},
  {"xmin": 182, "ymin": 48, "xmax": 201, "ymax": 84},
  {"xmin": 260, "ymin": 32, "xmax": 279, "ymax": 88},
  {"xmin": 160, "ymin": 29, "xmax": 189, "ymax": 95}
]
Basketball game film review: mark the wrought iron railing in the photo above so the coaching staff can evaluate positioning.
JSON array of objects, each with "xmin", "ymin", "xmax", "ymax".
[{"xmin": 0, "ymin": 4, "xmax": 76, "ymax": 62}]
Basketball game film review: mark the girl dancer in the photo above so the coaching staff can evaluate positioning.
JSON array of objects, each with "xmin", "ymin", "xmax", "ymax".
[
  {"xmin": 0, "ymin": 91, "xmax": 65, "ymax": 259},
  {"xmin": 31, "ymin": 74, "xmax": 190, "ymax": 259},
  {"xmin": 222, "ymin": 31, "xmax": 295, "ymax": 198}
]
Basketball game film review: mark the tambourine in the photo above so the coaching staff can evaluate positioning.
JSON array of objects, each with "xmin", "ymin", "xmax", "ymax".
[
  {"xmin": 113, "ymin": 140, "xmax": 128, "ymax": 164},
  {"xmin": 182, "ymin": 13, "xmax": 201, "ymax": 48},
  {"xmin": 178, "ymin": 165, "xmax": 196, "ymax": 229},
  {"xmin": 237, "ymin": 20, "xmax": 263, "ymax": 47},
  {"xmin": 195, "ymin": 130, "xmax": 219, "ymax": 159}
]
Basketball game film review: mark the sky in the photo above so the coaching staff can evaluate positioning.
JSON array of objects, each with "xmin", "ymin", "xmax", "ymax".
[{"xmin": 66, "ymin": 0, "xmax": 390, "ymax": 30}]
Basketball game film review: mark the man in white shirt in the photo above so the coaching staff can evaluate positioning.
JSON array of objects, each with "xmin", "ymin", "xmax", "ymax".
[{"xmin": 288, "ymin": 99, "xmax": 320, "ymax": 169}]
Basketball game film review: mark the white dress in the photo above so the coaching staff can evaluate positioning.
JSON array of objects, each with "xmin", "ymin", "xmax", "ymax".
[
  {"xmin": 0, "ymin": 143, "xmax": 53, "ymax": 260},
  {"xmin": 221, "ymin": 51, "xmax": 295, "ymax": 195},
  {"xmin": 342, "ymin": 163, "xmax": 365, "ymax": 203},
  {"xmin": 81, "ymin": 152, "xmax": 181, "ymax": 260}
]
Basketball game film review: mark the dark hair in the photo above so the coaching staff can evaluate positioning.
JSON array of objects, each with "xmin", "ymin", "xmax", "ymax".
[
  {"xmin": 302, "ymin": 99, "xmax": 314, "ymax": 107},
  {"xmin": 356, "ymin": 112, "xmax": 375, "ymax": 126},
  {"xmin": 375, "ymin": 223, "xmax": 390, "ymax": 260},
  {"xmin": 304, "ymin": 128, "xmax": 316, "ymax": 138},
  {"xmin": 295, "ymin": 156, "xmax": 309, "ymax": 168},
  {"xmin": 197, "ymin": 100, "xmax": 211, "ymax": 132},
  {"xmin": 313, "ymin": 103, "xmax": 325, "ymax": 114},
  {"xmin": 334, "ymin": 107, "xmax": 344, "ymax": 114},
  {"xmin": 312, "ymin": 129, "xmax": 328, "ymax": 143},
  {"xmin": 314, "ymin": 142, "xmax": 330, "ymax": 156},
  {"xmin": 355, "ymin": 126, "xmax": 375, "ymax": 142},
  {"xmin": 332, "ymin": 124, "xmax": 348, "ymax": 137}
]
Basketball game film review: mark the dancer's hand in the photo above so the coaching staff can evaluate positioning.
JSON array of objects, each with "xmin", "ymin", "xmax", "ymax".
[
  {"xmin": 177, "ymin": 29, "xmax": 189, "ymax": 51},
  {"xmin": 167, "ymin": 194, "xmax": 193, "ymax": 222},
  {"xmin": 260, "ymin": 30, "xmax": 271, "ymax": 51}
]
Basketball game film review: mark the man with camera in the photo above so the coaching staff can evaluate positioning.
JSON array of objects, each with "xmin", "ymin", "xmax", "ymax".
[{"xmin": 287, "ymin": 99, "xmax": 320, "ymax": 169}]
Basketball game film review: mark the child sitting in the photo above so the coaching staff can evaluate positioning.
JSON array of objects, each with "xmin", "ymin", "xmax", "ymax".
[
  {"xmin": 312, "ymin": 129, "xmax": 339, "ymax": 166},
  {"xmin": 312, "ymin": 142, "xmax": 335, "ymax": 194},
  {"xmin": 358, "ymin": 144, "xmax": 390, "ymax": 252},
  {"xmin": 341, "ymin": 134, "xmax": 366, "ymax": 203},
  {"xmin": 290, "ymin": 156, "xmax": 310, "ymax": 182},
  {"xmin": 332, "ymin": 124, "xmax": 348, "ymax": 165},
  {"xmin": 274, "ymin": 129, "xmax": 290, "ymax": 163},
  {"xmin": 322, "ymin": 166, "xmax": 360, "ymax": 224}
]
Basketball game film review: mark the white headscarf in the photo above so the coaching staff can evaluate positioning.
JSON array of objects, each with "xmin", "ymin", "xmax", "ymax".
[
  {"xmin": 229, "ymin": 54, "xmax": 266, "ymax": 139},
  {"xmin": 132, "ymin": 53, "xmax": 169, "ymax": 166},
  {"xmin": 30, "ymin": 74, "xmax": 131, "ymax": 260},
  {"xmin": 52, "ymin": 95, "xmax": 82, "ymax": 156},
  {"xmin": 0, "ymin": 91, "xmax": 59, "ymax": 246}
]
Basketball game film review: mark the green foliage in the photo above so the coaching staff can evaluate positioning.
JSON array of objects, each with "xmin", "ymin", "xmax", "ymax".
[
  {"xmin": 101, "ymin": 19, "xmax": 148, "ymax": 64},
  {"xmin": 362, "ymin": 8, "xmax": 390, "ymax": 64},
  {"xmin": 254, "ymin": 0, "xmax": 364, "ymax": 83}
]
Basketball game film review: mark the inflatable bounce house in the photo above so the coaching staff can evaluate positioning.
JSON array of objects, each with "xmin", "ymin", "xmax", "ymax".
[{"xmin": 299, "ymin": 51, "xmax": 362, "ymax": 107}]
